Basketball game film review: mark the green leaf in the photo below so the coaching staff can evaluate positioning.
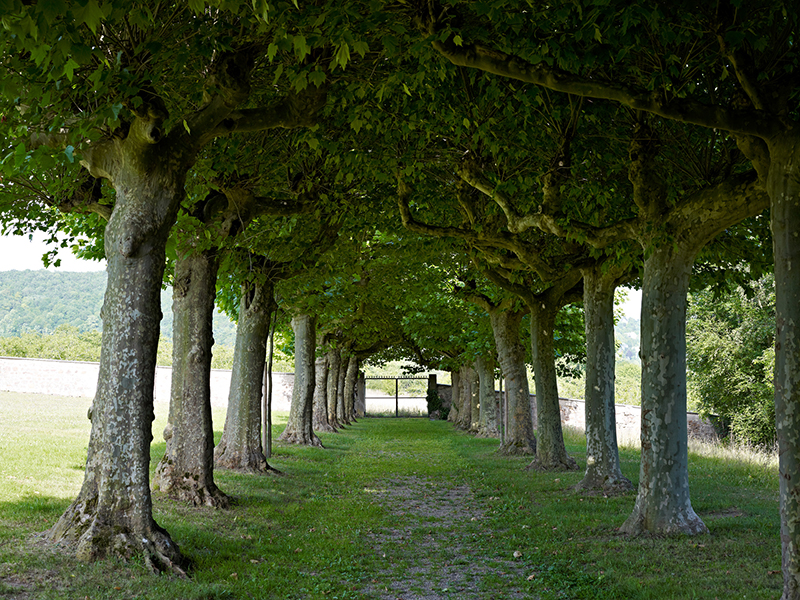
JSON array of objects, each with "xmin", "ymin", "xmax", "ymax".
[
  {"xmin": 293, "ymin": 35, "xmax": 309, "ymax": 60},
  {"xmin": 182, "ymin": 120, "xmax": 191, "ymax": 135},
  {"xmin": 334, "ymin": 42, "xmax": 350, "ymax": 70},
  {"xmin": 74, "ymin": 0, "xmax": 105, "ymax": 34},
  {"xmin": 64, "ymin": 145, "xmax": 74, "ymax": 163},
  {"xmin": 63, "ymin": 58, "xmax": 80, "ymax": 82},
  {"xmin": 187, "ymin": 0, "xmax": 205, "ymax": 13},
  {"xmin": 402, "ymin": 83, "xmax": 411, "ymax": 96}
]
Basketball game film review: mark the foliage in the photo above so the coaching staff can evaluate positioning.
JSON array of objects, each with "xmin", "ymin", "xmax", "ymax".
[
  {"xmin": 0, "ymin": 324, "xmax": 101, "ymax": 362},
  {"xmin": 687, "ymin": 275, "xmax": 776, "ymax": 447},
  {"xmin": 425, "ymin": 387, "xmax": 445, "ymax": 419}
]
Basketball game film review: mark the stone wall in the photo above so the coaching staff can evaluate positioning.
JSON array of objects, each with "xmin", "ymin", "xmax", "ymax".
[
  {"xmin": 436, "ymin": 383, "xmax": 718, "ymax": 442},
  {"xmin": 0, "ymin": 356, "xmax": 294, "ymax": 411}
]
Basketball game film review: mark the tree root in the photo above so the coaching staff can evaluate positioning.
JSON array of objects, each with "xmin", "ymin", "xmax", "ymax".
[
  {"xmin": 526, "ymin": 454, "xmax": 579, "ymax": 472},
  {"xmin": 496, "ymin": 440, "xmax": 536, "ymax": 456},
  {"xmin": 576, "ymin": 474, "xmax": 634, "ymax": 496}
]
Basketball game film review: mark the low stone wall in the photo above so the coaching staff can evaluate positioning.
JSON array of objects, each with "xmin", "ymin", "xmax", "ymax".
[
  {"xmin": 0, "ymin": 356, "xmax": 294, "ymax": 411},
  {"xmin": 436, "ymin": 383, "xmax": 718, "ymax": 442}
]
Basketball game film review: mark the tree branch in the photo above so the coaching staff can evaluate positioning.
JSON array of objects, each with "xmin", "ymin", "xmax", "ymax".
[{"xmin": 426, "ymin": 32, "xmax": 780, "ymax": 139}]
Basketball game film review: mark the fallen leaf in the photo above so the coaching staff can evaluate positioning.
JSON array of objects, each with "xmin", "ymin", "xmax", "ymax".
[
  {"xmin": 527, "ymin": 574, "xmax": 536, "ymax": 581},
  {"xmin": 513, "ymin": 550, "xmax": 523, "ymax": 559}
]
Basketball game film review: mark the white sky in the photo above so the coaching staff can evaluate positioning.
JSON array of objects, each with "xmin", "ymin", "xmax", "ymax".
[
  {"xmin": 0, "ymin": 231, "xmax": 106, "ymax": 272},
  {"xmin": 617, "ymin": 287, "xmax": 641, "ymax": 321}
]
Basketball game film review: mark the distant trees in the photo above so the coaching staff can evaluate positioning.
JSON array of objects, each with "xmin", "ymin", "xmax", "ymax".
[{"xmin": 687, "ymin": 275, "xmax": 776, "ymax": 447}]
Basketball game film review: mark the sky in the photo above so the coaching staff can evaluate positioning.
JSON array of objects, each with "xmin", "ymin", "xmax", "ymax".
[
  {"xmin": 0, "ymin": 231, "xmax": 106, "ymax": 272},
  {"xmin": 0, "ymin": 232, "xmax": 643, "ymax": 318}
]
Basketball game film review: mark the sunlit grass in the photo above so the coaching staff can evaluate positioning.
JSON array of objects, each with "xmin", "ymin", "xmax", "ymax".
[{"xmin": 0, "ymin": 391, "xmax": 782, "ymax": 599}]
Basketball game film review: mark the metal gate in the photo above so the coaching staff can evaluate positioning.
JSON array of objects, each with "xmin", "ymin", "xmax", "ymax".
[{"xmin": 363, "ymin": 376, "xmax": 430, "ymax": 417}]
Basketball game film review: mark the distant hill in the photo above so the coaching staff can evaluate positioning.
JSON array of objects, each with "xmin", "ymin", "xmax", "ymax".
[
  {"xmin": 0, "ymin": 270, "xmax": 238, "ymax": 346},
  {"xmin": 615, "ymin": 315, "xmax": 640, "ymax": 361}
]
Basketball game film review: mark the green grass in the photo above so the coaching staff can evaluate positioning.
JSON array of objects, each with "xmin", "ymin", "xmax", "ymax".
[{"xmin": 0, "ymin": 391, "xmax": 782, "ymax": 599}]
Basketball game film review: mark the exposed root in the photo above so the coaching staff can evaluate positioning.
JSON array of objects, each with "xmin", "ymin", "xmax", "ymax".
[
  {"xmin": 576, "ymin": 474, "xmax": 635, "ymax": 496},
  {"xmin": 496, "ymin": 440, "xmax": 536, "ymax": 456},
  {"xmin": 526, "ymin": 454, "xmax": 579, "ymax": 472},
  {"xmin": 278, "ymin": 429, "xmax": 325, "ymax": 447}
]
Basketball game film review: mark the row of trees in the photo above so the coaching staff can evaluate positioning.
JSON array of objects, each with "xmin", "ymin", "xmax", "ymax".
[{"xmin": 0, "ymin": 1, "xmax": 794, "ymax": 595}]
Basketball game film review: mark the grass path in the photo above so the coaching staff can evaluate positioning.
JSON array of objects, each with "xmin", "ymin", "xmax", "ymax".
[{"xmin": 0, "ymin": 393, "xmax": 783, "ymax": 599}]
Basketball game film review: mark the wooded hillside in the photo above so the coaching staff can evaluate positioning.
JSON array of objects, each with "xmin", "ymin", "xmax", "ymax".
[{"xmin": 0, "ymin": 270, "xmax": 237, "ymax": 345}]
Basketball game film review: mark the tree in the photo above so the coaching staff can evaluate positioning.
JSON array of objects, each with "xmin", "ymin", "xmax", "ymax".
[
  {"xmin": 414, "ymin": 4, "xmax": 799, "ymax": 588},
  {"xmin": 280, "ymin": 312, "xmax": 322, "ymax": 446},
  {"xmin": 687, "ymin": 274, "xmax": 776, "ymax": 447}
]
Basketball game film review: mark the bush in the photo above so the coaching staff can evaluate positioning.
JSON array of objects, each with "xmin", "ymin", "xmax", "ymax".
[{"xmin": 426, "ymin": 388, "xmax": 446, "ymax": 419}]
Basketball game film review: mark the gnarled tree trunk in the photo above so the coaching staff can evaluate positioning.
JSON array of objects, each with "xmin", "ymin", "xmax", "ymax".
[
  {"xmin": 577, "ymin": 265, "xmax": 632, "ymax": 493},
  {"xmin": 153, "ymin": 246, "xmax": 229, "ymax": 507},
  {"xmin": 527, "ymin": 301, "xmax": 577, "ymax": 471},
  {"xmin": 215, "ymin": 279, "xmax": 275, "ymax": 472},
  {"xmin": 280, "ymin": 313, "xmax": 322, "ymax": 446},
  {"xmin": 619, "ymin": 245, "xmax": 706, "ymax": 535},
  {"xmin": 47, "ymin": 153, "xmax": 188, "ymax": 573}
]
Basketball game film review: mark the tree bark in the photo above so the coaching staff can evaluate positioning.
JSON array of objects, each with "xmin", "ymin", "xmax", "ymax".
[
  {"xmin": 448, "ymin": 368, "xmax": 460, "ymax": 422},
  {"xmin": 280, "ymin": 313, "xmax": 322, "ymax": 446},
  {"xmin": 343, "ymin": 354, "xmax": 359, "ymax": 422},
  {"xmin": 312, "ymin": 350, "xmax": 335, "ymax": 432},
  {"xmin": 336, "ymin": 353, "xmax": 349, "ymax": 425},
  {"xmin": 527, "ymin": 301, "xmax": 578, "ymax": 471},
  {"xmin": 46, "ymin": 155, "xmax": 188, "ymax": 573},
  {"xmin": 455, "ymin": 364, "xmax": 473, "ymax": 430},
  {"xmin": 577, "ymin": 265, "xmax": 633, "ymax": 493},
  {"xmin": 768, "ymin": 137, "xmax": 800, "ymax": 600},
  {"xmin": 153, "ymin": 246, "xmax": 229, "ymax": 507},
  {"xmin": 476, "ymin": 354, "xmax": 500, "ymax": 438},
  {"xmin": 619, "ymin": 245, "xmax": 707, "ymax": 535},
  {"xmin": 469, "ymin": 365, "xmax": 480, "ymax": 432},
  {"xmin": 326, "ymin": 349, "xmax": 342, "ymax": 429},
  {"xmin": 490, "ymin": 307, "xmax": 536, "ymax": 455},
  {"xmin": 214, "ymin": 279, "xmax": 275, "ymax": 472}
]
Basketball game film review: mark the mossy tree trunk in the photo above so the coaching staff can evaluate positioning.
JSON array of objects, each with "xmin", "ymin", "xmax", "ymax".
[
  {"xmin": 280, "ymin": 313, "xmax": 322, "ymax": 446},
  {"xmin": 336, "ymin": 352, "xmax": 349, "ymax": 426},
  {"xmin": 343, "ymin": 354, "xmax": 359, "ymax": 422}
]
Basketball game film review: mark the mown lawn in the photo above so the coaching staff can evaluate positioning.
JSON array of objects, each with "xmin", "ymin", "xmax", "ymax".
[{"xmin": 0, "ymin": 391, "xmax": 781, "ymax": 599}]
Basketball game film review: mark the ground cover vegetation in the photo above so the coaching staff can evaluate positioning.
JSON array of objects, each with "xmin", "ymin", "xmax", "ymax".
[
  {"xmin": 0, "ymin": 392, "xmax": 782, "ymax": 599},
  {"xmin": 0, "ymin": 0, "xmax": 791, "ymax": 593}
]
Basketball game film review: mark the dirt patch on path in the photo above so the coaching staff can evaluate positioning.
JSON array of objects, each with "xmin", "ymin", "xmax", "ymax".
[{"xmin": 362, "ymin": 476, "xmax": 534, "ymax": 599}]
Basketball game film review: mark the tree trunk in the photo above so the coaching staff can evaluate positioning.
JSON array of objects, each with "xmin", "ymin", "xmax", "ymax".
[
  {"xmin": 214, "ymin": 280, "xmax": 274, "ymax": 472},
  {"xmin": 280, "ymin": 313, "xmax": 322, "ymax": 446},
  {"xmin": 768, "ymin": 138, "xmax": 800, "ymax": 599},
  {"xmin": 469, "ymin": 366, "xmax": 480, "ymax": 432},
  {"xmin": 46, "ymin": 165, "xmax": 188, "ymax": 573},
  {"xmin": 343, "ymin": 355, "xmax": 359, "ymax": 422},
  {"xmin": 336, "ymin": 353, "xmax": 349, "ymax": 425},
  {"xmin": 448, "ymin": 369, "xmax": 460, "ymax": 422},
  {"xmin": 527, "ymin": 302, "xmax": 577, "ymax": 471},
  {"xmin": 620, "ymin": 245, "xmax": 707, "ymax": 535},
  {"xmin": 490, "ymin": 308, "xmax": 536, "ymax": 455},
  {"xmin": 476, "ymin": 354, "xmax": 499, "ymax": 438},
  {"xmin": 312, "ymin": 351, "xmax": 335, "ymax": 432},
  {"xmin": 577, "ymin": 266, "xmax": 633, "ymax": 493},
  {"xmin": 326, "ymin": 349, "xmax": 342, "ymax": 429},
  {"xmin": 455, "ymin": 364, "xmax": 473, "ymax": 430},
  {"xmin": 153, "ymin": 246, "xmax": 229, "ymax": 507}
]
